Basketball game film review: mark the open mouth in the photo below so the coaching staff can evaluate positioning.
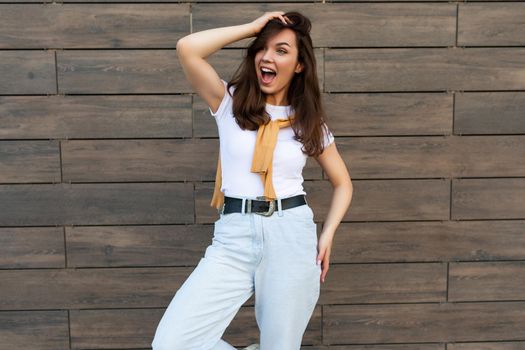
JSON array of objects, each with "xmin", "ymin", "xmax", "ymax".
[{"xmin": 260, "ymin": 67, "xmax": 277, "ymax": 85}]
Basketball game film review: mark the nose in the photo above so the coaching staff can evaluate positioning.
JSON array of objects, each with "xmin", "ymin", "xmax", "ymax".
[{"xmin": 261, "ymin": 50, "xmax": 274, "ymax": 63}]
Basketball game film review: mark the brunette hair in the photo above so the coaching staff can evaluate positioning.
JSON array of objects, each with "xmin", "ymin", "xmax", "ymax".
[{"xmin": 226, "ymin": 11, "xmax": 331, "ymax": 158}]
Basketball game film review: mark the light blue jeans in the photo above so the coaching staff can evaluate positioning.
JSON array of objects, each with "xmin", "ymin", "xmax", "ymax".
[{"xmin": 151, "ymin": 196, "xmax": 322, "ymax": 350}]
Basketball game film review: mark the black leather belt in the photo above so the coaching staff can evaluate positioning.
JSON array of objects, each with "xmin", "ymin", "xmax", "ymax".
[{"xmin": 220, "ymin": 194, "xmax": 307, "ymax": 216}]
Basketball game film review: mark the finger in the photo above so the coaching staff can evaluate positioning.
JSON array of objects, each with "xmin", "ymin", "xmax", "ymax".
[
  {"xmin": 317, "ymin": 252, "xmax": 324, "ymax": 266},
  {"xmin": 321, "ymin": 262, "xmax": 329, "ymax": 283},
  {"xmin": 279, "ymin": 15, "xmax": 287, "ymax": 24}
]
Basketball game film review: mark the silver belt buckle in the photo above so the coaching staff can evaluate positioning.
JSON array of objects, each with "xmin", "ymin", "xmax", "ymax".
[{"xmin": 254, "ymin": 196, "xmax": 275, "ymax": 216}]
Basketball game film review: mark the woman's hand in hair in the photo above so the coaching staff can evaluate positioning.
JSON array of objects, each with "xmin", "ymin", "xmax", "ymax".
[{"xmin": 250, "ymin": 11, "xmax": 291, "ymax": 35}]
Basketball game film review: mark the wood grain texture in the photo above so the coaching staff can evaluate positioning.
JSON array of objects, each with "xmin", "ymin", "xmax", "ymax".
[
  {"xmin": 57, "ymin": 49, "xmax": 243, "ymax": 93},
  {"xmin": 324, "ymin": 302, "xmax": 525, "ymax": 344},
  {"xmin": 452, "ymin": 178, "xmax": 525, "ymax": 219},
  {"xmin": 0, "ymin": 311, "xmax": 69, "ymax": 350},
  {"xmin": 0, "ymin": 4, "xmax": 189, "ymax": 48},
  {"xmin": 449, "ymin": 261, "xmax": 525, "ymax": 301},
  {"xmin": 2, "ymin": 2, "xmax": 525, "ymax": 348},
  {"xmin": 0, "ymin": 51, "xmax": 55, "ymax": 94},
  {"xmin": 458, "ymin": 3, "xmax": 525, "ymax": 46},
  {"xmin": 0, "ymin": 183, "xmax": 194, "ymax": 225},
  {"xmin": 66, "ymin": 224, "xmax": 215, "ymax": 267},
  {"xmin": 0, "ymin": 141, "xmax": 61, "ymax": 182},
  {"xmin": 61, "ymin": 138, "xmax": 219, "ymax": 181},
  {"xmin": 455, "ymin": 92, "xmax": 525, "ymax": 134},
  {"xmin": 0, "ymin": 95, "xmax": 192, "ymax": 139},
  {"xmin": 332, "ymin": 220, "xmax": 525, "ymax": 263},
  {"xmin": 334, "ymin": 136, "xmax": 525, "ymax": 178},
  {"xmin": 323, "ymin": 92, "xmax": 453, "ymax": 136},
  {"xmin": 449, "ymin": 342, "xmax": 525, "ymax": 350},
  {"xmin": 333, "ymin": 179, "xmax": 450, "ymax": 221},
  {"xmin": 325, "ymin": 48, "xmax": 525, "ymax": 92},
  {"xmin": 319, "ymin": 262, "xmax": 447, "ymax": 304},
  {"xmin": 193, "ymin": 3, "xmax": 455, "ymax": 47},
  {"xmin": 0, "ymin": 227, "xmax": 64, "ymax": 268},
  {"xmin": 0, "ymin": 267, "xmax": 191, "ymax": 309}
]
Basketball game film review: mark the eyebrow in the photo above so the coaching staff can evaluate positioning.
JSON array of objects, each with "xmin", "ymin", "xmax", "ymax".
[{"xmin": 275, "ymin": 42, "xmax": 291, "ymax": 47}]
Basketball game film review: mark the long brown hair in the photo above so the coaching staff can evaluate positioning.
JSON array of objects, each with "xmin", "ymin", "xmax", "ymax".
[{"xmin": 226, "ymin": 11, "xmax": 331, "ymax": 158}]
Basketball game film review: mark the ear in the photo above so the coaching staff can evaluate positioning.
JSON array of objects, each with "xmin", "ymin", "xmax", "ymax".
[{"xmin": 295, "ymin": 61, "xmax": 304, "ymax": 74}]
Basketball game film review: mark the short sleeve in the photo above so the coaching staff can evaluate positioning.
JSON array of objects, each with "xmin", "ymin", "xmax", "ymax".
[
  {"xmin": 209, "ymin": 79, "xmax": 233, "ymax": 121},
  {"xmin": 322, "ymin": 123, "xmax": 335, "ymax": 148}
]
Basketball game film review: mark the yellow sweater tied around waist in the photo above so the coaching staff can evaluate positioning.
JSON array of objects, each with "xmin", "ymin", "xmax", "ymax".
[{"xmin": 210, "ymin": 115, "xmax": 296, "ymax": 210}]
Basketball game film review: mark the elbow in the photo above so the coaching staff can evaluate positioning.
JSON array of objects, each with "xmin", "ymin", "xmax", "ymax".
[
  {"xmin": 176, "ymin": 37, "xmax": 186, "ymax": 54},
  {"xmin": 176, "ymin": 37, "xmax": 201, "ymax": 61},
  {"xmin": 176, "ymin": 37, "xmax": 194, "ymax": 58},
  {"xmin": 334, "ymin": 177, "xmax": 352, "ymax": 191}
]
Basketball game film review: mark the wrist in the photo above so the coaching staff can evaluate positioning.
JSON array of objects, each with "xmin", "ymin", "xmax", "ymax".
[
  {"xmin": 245, "ymin": 22, "xmax": 258, "ymax": 37},
  {"xmin": 320, "ymin": 229, "xmax": 335, "ymax": 239}
]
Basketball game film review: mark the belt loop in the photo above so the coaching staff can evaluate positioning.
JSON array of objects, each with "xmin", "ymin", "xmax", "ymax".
[
  {"xmin": 247, "ymin": 199, "xmax": 252, "ymax": 214},
  {"xmin": 277, "ymin": 197, "xmax": 283, "ymax": 217},
  {"xmin": 241, "ymin": 198, "xmax": 246, "ymax": 215}
]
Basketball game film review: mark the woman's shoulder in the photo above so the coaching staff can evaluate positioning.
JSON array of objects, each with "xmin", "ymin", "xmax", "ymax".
[{"xmin": 208, "ymin": 79, "xmax": 235, "ymax": 120}]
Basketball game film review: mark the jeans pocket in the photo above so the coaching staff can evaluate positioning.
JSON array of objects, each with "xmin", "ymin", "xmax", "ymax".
[
  {"xmin": 215, "ymin": 212, "xmax": 239, "ymax": 226},
  {"xmin": 284, "ymin": 204, "xmax": 315, "ymax": 222}
]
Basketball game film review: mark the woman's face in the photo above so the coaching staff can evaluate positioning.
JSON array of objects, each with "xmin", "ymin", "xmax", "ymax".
[{"xmin": 254, "ymin": 28, "xmax": 303, "ymax": 102}]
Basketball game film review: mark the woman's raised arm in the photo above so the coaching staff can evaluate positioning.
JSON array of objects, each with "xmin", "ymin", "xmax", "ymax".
[{"xmin": 176, "ymin": 12, "xmax": 290, "ymax": 114}]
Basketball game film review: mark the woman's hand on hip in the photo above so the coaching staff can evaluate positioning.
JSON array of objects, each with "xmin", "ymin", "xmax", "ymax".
[{"xmin": 316, "ymin": 231, "xmax": 334, "ymax": 283}]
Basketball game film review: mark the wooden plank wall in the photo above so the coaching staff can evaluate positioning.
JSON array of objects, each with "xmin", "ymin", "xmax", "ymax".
[{"xmin": 0, "ymin": 1, "xmax": 525, "ymax": 349}]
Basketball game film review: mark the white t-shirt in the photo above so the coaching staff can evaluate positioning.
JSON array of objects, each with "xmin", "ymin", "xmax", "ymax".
[{"xmin": 209, "ymin": 79, "xmax": 335, "ymax": 200}]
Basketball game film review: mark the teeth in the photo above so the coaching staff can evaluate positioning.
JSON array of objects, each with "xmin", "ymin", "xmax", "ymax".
[{"xmin": 261, "ymin": 67, "xmax": 276, "ymax": 74}]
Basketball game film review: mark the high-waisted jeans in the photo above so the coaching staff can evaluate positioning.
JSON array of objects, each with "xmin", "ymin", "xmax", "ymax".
[{"xmin": 151, "ymin": 196, "xmax": 322, "ymax": 350}]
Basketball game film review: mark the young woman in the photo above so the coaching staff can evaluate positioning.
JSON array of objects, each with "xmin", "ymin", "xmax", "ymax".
[{"xmin": 151, "ymin": 11, "xmax": 353, "ymax": 350}]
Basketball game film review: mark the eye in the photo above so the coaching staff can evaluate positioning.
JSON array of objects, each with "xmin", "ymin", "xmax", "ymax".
[{"xmin": 277, "ymin": 49, "xmax": 287, "ymax": 54}]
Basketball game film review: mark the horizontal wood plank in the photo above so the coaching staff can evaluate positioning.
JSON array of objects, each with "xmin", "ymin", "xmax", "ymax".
[
  {"xmin": 324, "ymin": 92, "xmax": 453, "ymax": 136},
  {"xmin": 452, "ymin": 178, "xmax": 525, "ymax": 220},
  {"xmin": 0, "ymin": 141, "xmax": 60, "ymax": 182},
  {"xmin": 455, "ymin": 92, "xmax": 525, "ymax": 134},
  {"xmin": 333, "ymin": 220, "xmax": 525, "ymax": 263},
  {"xmin": 57, "ymin": 49, "xmax": 242, "ymax": 94},
  {"xmin": 0, "ymin": 95, "xmax": 192, "ymax": 139},
  {"xmin": 0, "ymin": 4, "xmax": 189, "ymax": 49},
  {"xmin": 0, "ymin": 267, "xmax": 190, "ymax": 310},
  {"xmin": 66, "ymin": 225, "xmax": 214, "ymax": 267},
  {"xmin": 458, "ymin": 3, "xmax": 525, "ymax": 46},
  {"xmin": 329, "ymin": 179, "xmax": 448, "ymax": 221},
  {"xmin": 0, "ymin": 51, "xmax": 55, "ymax": 94},
  {"xmin": 0, "ymin": 227, "xmax": 64, "ymax": 268},
  {"xmin": 449, "ymin": 261, "xmax": 525, "ymax": 301},
  {"xmin": 320, "ymin": 263, "xmax": 446, "ymax": 304},
  {"xmin": 324, "ymin": 302, "xmax": 525, "ymax": 344},
  {"xmin": 0, "ymin": 183, "xmax": 193, "ymax": 225},
  {"xmin": 325, "ymin": 48, "xmax": 525, "ymax": 92},
  {"xmin": 335, "ymin": 135, "xmax": 525, "ymax": 178},
  {"xmin": 193, "ymin": 3, "xmax": 455, "ymax": 48},
  {"xmin": 62, "ymin": 139, "xmax": 218, "ymax": 182},
  {"xmin": 70, "ymin": 308, "xmax": 164, "ymax": 349},
  {"xmin": 448, "ymin": 342, "xmax": 525, "ymax": 350},
  {"xmin": 0, "ymin": 311, "xmax": 69, "ymax": 350}
]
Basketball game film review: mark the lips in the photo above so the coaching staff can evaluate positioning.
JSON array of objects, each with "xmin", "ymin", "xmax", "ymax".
[{"xmin": 260, "ymin": 66, "xmax": 277, "ymax": 85}]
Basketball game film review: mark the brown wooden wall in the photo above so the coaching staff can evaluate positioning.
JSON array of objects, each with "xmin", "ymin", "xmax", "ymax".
[{"xmin": 1, "ymin": 1, "xmax": 525, "ymax": 349}]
